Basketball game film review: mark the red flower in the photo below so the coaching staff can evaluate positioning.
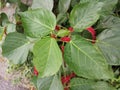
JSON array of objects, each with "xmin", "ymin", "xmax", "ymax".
[
  {"xmin": 68, "ymin": 27, "xmax": 74, "ymax": 32},
  {"xmin": 61, "ymin": 75, "xmax": 71, "ymax": 84},
  {"xmin": 55, "ymin": 25, "xmax": 60, "ymax": 31},
  {"xmin": 33, "ymin": 67, "xmax": 39, "ymax": 76},
  {"xmin": 86, "ymin": 27, "xmax": 96, "ymax": 43},
  {"xmin": 64, "ymin": 87, "xmax": 69, "ymax": 90},
  {"xmin": 61, "ymin": 37, "xmax": 71, "ymax": 42},
  {"xmin": 69, "ymin": 73, "xmax": 76, "ymax": 78}
]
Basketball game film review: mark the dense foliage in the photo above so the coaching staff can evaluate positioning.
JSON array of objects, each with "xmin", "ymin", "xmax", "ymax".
[{"xmin": 0, "ymin": 0, "xmax": 120, "ymax": 90}]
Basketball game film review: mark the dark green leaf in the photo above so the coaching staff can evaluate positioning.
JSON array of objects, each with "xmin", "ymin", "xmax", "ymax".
[
  {"xmin": 70, "ymin": 1, "xmax": 103, "ymax": 32},
  {"xmin": 64, "ymin": 35, "xmax": 113, "ymax": 79},
  {"xmin": 70, "ymin": 78, "xmax": 116, "ymax": 90},
  {"xmin": 33, "ymin": 37, "xmax": 62, "ymax": 78},
  {"xmin": 37, "ymin": 75, "xmax": 63, "ymax": 90},
  {"xmin": 31, "ymin": 0, "xmax": 54, "ymax": 11},
  {"xmin": 2, "ymin": 32, "xmax": 31, "ymax": 64},
  {"xmin": 96, "ymin": 29, "xmax": 120, "ymax": 65},
  {"xmin": 20, "ymin": 9, "xmax": 56, "ymax": 38}
]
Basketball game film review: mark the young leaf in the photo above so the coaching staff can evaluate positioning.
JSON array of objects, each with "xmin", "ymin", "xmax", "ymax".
[
  {"xmin": 19, "ymin": 9, "xmax": 56, "ymax": 38},
  {"xmin": 96, "ymin": 29, "xmax": 120, "ymax": 65},
  {"xmin": 7, "ymin": 23, "xmax": 16, "ymax": 34},
  {"xmin": 57, "ymin": 29, "xmax": 70, "ymax": 37},
  {"xmin": 2, "ymin": 32, "xmax": 31, "ymax": 64},
  {"xmin": 64, "ymin": 35, "xmax": 113, "ymax": 79},
  {"xmin": 70, "ymin": 78, "xmax": 116, "ymax": 90},
  {"xmin": 31, "ymin": 0, "xmax": 54, "ymax": 11},
  {"xmin": 70, "ymin": 1, "xmax": 103, "ymax": 32},
  {"xmin": 37, "ymin": 75, "xmax": 63, "ymax": 90},
  {"xmin": 33, "ymin": 37, "xmax": 62, "ymax": 78}
]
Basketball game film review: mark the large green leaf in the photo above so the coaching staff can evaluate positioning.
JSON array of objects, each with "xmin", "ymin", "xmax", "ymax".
[
  {"xmin": 20, "ymin": 9, "xmax": 56, "ymax": 38},
  {"xmin": 37, "ymin": 75, "xmax": 63, "ymax": 90},
  {"xmin": 64, "ymin": 35, "xmax": 113, "ymax": 79},
  {"xmin": 70, "ymin": 1, "xmax": 103, "ymax": 32},
  {"xmin": 31, "ymin": 0, "xmax": 54, "ymax": 11},
  {"xmin": 33, "ymin": 37, "xmax": 62, "ymax": 78},
  {"xmin": 70, "ymin": 78, "xmax": 116, "ymax": 90},
  {"xmin": 2, "ymin": 32, "xmax": 31, "ymax": 64},
  {"xmin": 58, "ymin": 0, "xmax": 71, "ymax": 13},
  {"xmin": 96, "ymin": 29, "xmax": 120, "ymax": 65}
]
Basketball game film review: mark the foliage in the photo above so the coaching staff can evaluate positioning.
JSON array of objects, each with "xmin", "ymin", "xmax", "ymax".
[{"xmin": 0, "ymin": 0, "xmax": 120, "ymax": 90}]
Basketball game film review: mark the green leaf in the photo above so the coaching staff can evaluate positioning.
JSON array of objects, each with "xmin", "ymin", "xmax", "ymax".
[
  {"xmin": 97, "ymin": 15, "xmax": 120, "ymax": 30},
  {"xmin": 0, "ymin": 26, "xmax": 4, "ymax": 40},
  {"xmin": 70, "ymin": 78, "xmax": 116, "ymax": 90},
  {"xmin": 64, "ymin": 35, "xmax": 113, "ymax": 79},
  {"xmin": 58, "ymin": 0, "xmax": 71, "ymax": 13},
  {"xmin": 96, "ymin": 29, "xmax": 120, "ymax": 65},
  {"xmin": 19, "ymin": 9, "xmax": 56, "ymax": 38},
  {"xmin": 33, "ymin": 37, "xmax": 62, "ymax": 78},
  {"xmin": 2, "ymin": 32, "xmax": 31, "ymax": 64},
  {"xmin": 99, "ymin": 0, "xmax": 118, "ymax": 16},
  {"xmin": 31, "ymin": 0, "xmax": 54, "ymax": 11},
  {"xmin": 57, "ymin": 29, "xmax": 70, "ymax": 37},
  {"xmin": 7, "ymin": 23, "xmax": 16, "ymax": 34},
  {"xmin": 37, "ymin": 75, "xmax": 63, "ymax": 90},
  {"xmin": 70, "ymin": 1, "xmax": 103, "ymax": 32}
]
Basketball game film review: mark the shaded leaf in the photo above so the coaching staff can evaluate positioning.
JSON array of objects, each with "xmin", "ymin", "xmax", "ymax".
[
  {"xmin": 31, "ymin": 0, "xmax": 53, "ymax": 11},
  {"xmin": 2, "ymin": 32, "xmax": 31, "ymax": 64},
  {"xmin": 37, "ymin": 75, "xmax": 63, "ymax": 90},
  {"xmin": 58, "ymin": 0, "xmax": 71, "ymax": 13},
  {"xmin": 0, "ymin": 26, "xmax": 4, "ymax": 40},
  {"xmin": 96, "ymin": 29, "xmax": 120, "ymax": 65},
  {"xmin": 70, "ymin": 78, "xmax": 116, "ymax": 90}
]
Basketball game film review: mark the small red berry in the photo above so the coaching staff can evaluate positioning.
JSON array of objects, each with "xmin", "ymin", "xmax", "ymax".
[
  {"xmin": 61, "ymin": 37, "xmax": 71, "ymax": 42},
  {"xmin": 55, "ymin": 25, "xmax": 60, "ymax": 31},
  {"xmin": 68, "ymin": 27, "xmax": 74, "ymax": 32},
  {"xmin": 33, "ymin": 67, "xmax": 39, "ymax": 76}
]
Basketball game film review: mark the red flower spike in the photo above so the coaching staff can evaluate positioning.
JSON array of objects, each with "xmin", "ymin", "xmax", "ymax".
[
  {"xmin": 55, "ymin": 25, "xmax": 60, "ymax": 31},
  {"xmin": 61, "ymin": 37, "xmax": 71, "ymax": 42},
  {"xmin": 69, "ymin": 73, "xmax": 76, "ymax": 78},
  {"xmin": 64, "ymin": 87, "xmax": 69, "ymax": 90},
  {"xmin": 86, "ymin": 27, "xmax": 96, "ymax": 43},
  {"xmin": 61, "ymin": 45, "xmax": 64, "ymax": 54},
  {"xmin": 33, "ymin": 67, "xmax": 39, "ymax": 76},
  {"xmin": 68, "ymin": 27, "xmax": 74, "ymax": 32},
  {"xmin": 61, "ymin": 76, "xmax": 71, "ymax": 84}
]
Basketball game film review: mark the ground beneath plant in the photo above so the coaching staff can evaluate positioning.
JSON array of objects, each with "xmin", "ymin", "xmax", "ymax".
[{"xmin": 0, "ymin": 76, "xmax": 28, "ymax": 90}]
